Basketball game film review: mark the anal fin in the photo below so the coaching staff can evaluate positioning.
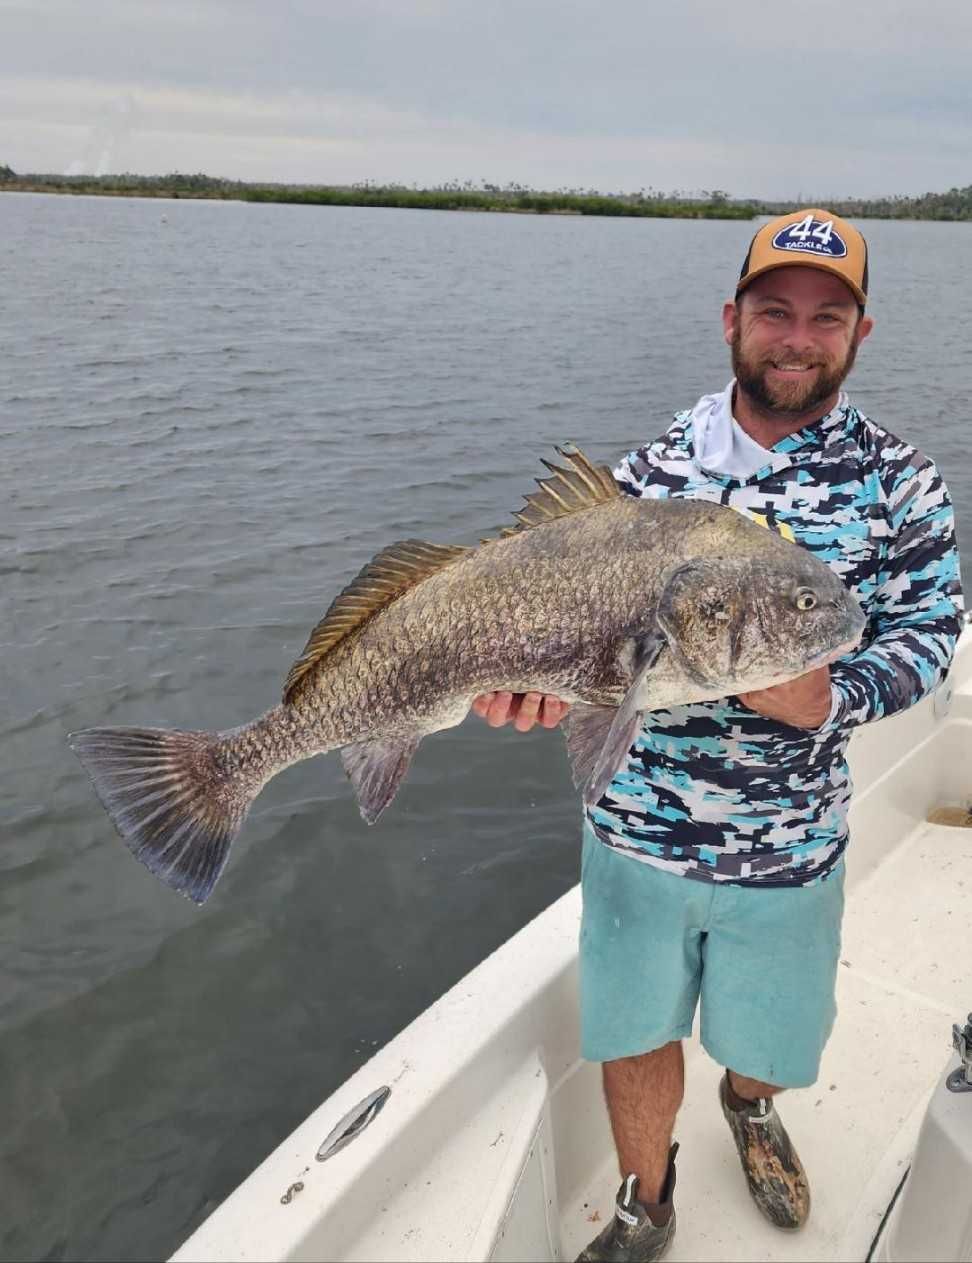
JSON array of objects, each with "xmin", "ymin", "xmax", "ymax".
[{"xmin": 341, "ymin": 735, "xmax": 421, "ymax": 825}]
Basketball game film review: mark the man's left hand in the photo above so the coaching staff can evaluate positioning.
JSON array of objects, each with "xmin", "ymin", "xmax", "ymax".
[{"xmin": 737, "ymin": 665, "xmax": 833, "ymax": 729}]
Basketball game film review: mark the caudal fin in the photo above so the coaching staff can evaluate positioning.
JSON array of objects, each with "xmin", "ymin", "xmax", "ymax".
[{"xmin": 68, "ymin": 726, "xmax": 251, "ymax": 905}]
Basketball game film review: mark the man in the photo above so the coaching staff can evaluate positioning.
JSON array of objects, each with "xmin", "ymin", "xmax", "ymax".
[{"xmin": 472, "ymin": 209, "xmax": 964, "ymax": 1262}]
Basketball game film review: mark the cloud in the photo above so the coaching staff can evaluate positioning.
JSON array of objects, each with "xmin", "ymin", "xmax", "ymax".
[{"xmin": 2, "ymin": 0, "xmax": 971, "ymax": 195}]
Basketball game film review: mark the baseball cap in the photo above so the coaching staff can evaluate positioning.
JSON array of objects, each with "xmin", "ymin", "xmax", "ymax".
[{"xmin": 736, "ymin": 209, "xmax": 868, "ymax": 307}]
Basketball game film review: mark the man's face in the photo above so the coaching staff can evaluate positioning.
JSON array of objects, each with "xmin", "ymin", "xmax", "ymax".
[{"xmin": 723, "ymin": 267, "xmax": 874, "ymax": 419}]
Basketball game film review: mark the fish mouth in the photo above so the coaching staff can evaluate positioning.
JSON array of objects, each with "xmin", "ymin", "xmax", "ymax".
[{"xmin": 806, "ymin": 632, "xmax": 862, "ymax": 670}]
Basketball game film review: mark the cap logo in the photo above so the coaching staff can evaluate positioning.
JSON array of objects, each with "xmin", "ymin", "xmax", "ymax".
[{"xmin": 771, "ymin": 214, "xmax": 847, "ymax": 259}]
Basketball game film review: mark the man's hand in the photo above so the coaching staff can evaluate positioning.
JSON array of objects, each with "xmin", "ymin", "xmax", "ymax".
[
  {"xmin": 737, "ymin": 666, "xmax": 833, "ymax": 729},
  {"xmin": 471, "ymin": 691, "xmax": 571, "ymax": 732}
]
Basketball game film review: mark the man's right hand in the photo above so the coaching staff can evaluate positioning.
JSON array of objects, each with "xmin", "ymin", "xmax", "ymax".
[{"xmin": 471, "ymin": 691, "xmax": 571, "ymax": 732}]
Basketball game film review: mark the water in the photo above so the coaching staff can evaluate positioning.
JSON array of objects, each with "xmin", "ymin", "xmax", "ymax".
[{"xmin": 1, "ymin": 194, "xmax": 969, "ymax": 1262}]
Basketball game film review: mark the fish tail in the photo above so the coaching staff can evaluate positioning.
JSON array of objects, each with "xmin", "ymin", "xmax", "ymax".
[{"xmin": 68, "ymin": 725, "xmax": 253, "ymax": 905}]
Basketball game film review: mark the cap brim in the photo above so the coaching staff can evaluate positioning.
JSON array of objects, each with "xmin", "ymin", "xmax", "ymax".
[{"xmin": 736, "ymin": 256, "xmax": 866, "ymax": 307}]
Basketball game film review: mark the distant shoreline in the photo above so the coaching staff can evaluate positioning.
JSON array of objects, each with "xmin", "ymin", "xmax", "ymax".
[
  {"xmin": 0, "ymin": 177, "xmax": 752, "ymax": 220},
  {"xmin": 3, "ymin": 173, "xmax": 972, "ymax": 221}
]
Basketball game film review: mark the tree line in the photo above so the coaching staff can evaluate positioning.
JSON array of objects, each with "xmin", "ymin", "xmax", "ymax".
[{"xmin": 2, "ymin": 165, "xmax": 972, "ymax": 221}]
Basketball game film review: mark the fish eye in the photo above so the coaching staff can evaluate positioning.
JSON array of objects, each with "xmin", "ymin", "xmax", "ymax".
[{"xmin": 795, "ymin": 589, "xmax": 817, "ymax": 611}]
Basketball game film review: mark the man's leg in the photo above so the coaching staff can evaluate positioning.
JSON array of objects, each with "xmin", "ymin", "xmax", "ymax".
[
  {"xmin": 708, "ymin": 985, "xmax": 817, "ymax": 1233},
  {"xmin": 576, "ymin": 1042, "xmax": 682, "ymax": 1261},
  {"xmin": 603, "ymin": 1041, "xmax": 684, "ymax": 1201},
  {"xmin": 578, "ymin": 826, "xmax": 706, "ymax": 1259},
  {"xmin": 699, "ymin": 866, "xmax": 846, "ymax": 1230},
  {"xmin": 718, "ymin": 1067, "xmax": 810, "ymax": 1229}
]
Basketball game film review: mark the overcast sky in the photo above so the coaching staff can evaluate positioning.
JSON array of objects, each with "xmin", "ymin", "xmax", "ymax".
[{"xmin": 3, "ymin": 0, "xmax": 971, "ymax": 198}]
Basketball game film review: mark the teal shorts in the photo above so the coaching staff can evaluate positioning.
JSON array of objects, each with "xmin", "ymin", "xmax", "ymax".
[{"xmin": 579, "ymin": 823, "xmax": 845, "ymax": 1088}]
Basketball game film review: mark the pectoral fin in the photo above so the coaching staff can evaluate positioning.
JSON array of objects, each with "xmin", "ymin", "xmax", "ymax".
[
  {"xmin": 585, "ymin": 631, "xmax": 665, "ymax": 805},
  {"xmin": 563, "ymin": 703, "xmax": 617, "ymax": 791},
  {"xmin": 341, "ymin": 735, "xmax": 421, "ymax": 825}
]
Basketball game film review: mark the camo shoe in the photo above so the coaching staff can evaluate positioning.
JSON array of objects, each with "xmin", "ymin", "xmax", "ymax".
[
  {"xmin": 719, "ymin": 1073, "xmax": 810, "ymax": 1229},
  {"xmin": 576, "ymin": 1143, "xmax": 678, "ymax": 1262}
]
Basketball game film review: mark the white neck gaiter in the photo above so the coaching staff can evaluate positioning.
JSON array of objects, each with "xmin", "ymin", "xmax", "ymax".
[{"xmin": 690, "ymin": 380, "xmax": 774, "ymax": 481}]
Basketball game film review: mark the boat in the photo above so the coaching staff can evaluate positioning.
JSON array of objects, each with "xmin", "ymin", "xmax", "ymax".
[{"xmin": 172, "ymin": 617, "xmax": 972, "ymax": 1263}]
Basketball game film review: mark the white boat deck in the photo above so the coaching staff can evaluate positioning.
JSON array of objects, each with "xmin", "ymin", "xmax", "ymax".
[{"xmin": 173, "ymin": 633, "xmax": 972, "ymax": 1263}]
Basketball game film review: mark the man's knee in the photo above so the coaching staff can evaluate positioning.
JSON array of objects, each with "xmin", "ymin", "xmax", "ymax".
[
  {"xmin": 603, "ymin": 1040, "xmax": 685, "ymax": 1103},
  {"xmin": 726, "ymin": 1066, "xmax": 786, "ymax": 1102}
]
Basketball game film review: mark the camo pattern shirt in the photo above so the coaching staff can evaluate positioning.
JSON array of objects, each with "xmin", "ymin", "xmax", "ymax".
[{"xmin": 587, "ymin": 397, "xmax": 965, "ymax": 886}]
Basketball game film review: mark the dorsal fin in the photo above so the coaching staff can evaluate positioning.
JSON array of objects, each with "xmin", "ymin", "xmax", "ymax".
[
  {"xmin": 484, "ymin": 445, "xmax": 619, "ymax": 542},
  {"xmin": 283, "ymin": 539, "xmax": 469, "ymax": 701}
]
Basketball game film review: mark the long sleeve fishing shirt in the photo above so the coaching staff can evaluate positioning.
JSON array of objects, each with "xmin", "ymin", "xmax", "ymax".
[{"xmin": 587, "ymin": 384, "xmax": 965, "ymax": 886}]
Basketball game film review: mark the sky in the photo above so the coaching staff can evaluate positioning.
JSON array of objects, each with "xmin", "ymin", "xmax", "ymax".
[{"xmin": 3, "ymin": 0, "xmax": 972, "ymax": 199}]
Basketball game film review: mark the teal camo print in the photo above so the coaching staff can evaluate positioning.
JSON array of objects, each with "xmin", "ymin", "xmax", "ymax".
[{"xmin": 587, "ymin": 393, "xmax": 965, "ymax": 886}]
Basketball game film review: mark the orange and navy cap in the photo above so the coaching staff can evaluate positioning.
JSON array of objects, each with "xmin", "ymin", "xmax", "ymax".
[{"xmin": 736, "ymin": 209, "xmax": 868, "ymax": 307}]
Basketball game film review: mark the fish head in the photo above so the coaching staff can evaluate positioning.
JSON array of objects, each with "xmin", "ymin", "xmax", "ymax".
[{"xmin": 655, "ymin": 551, "xmax": 865, "ymax": 694}]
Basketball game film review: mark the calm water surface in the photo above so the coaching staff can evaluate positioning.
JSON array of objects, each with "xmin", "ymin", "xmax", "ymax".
[{"xmin": 1, "ymin": 194, "xmax": 969, "ymax": 1261}]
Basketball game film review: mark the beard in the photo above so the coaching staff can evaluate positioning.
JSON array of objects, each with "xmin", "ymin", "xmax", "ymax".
[{"xmin": 731, "ymin": 326, "xmax": 859, "ymax": 420}]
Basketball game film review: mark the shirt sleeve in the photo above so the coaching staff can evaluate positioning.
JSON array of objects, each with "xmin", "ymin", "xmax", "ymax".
[
  {"xmin": 614, "ymin": 447, "xmax": 668, "ymax": 499},
  {"xmin": 613, "ymin": 450, "xmax": 647, "ymax": 496},
  {"xmin": 827, "ymin": 458, "xmax": 965, "ymax": 730}
]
